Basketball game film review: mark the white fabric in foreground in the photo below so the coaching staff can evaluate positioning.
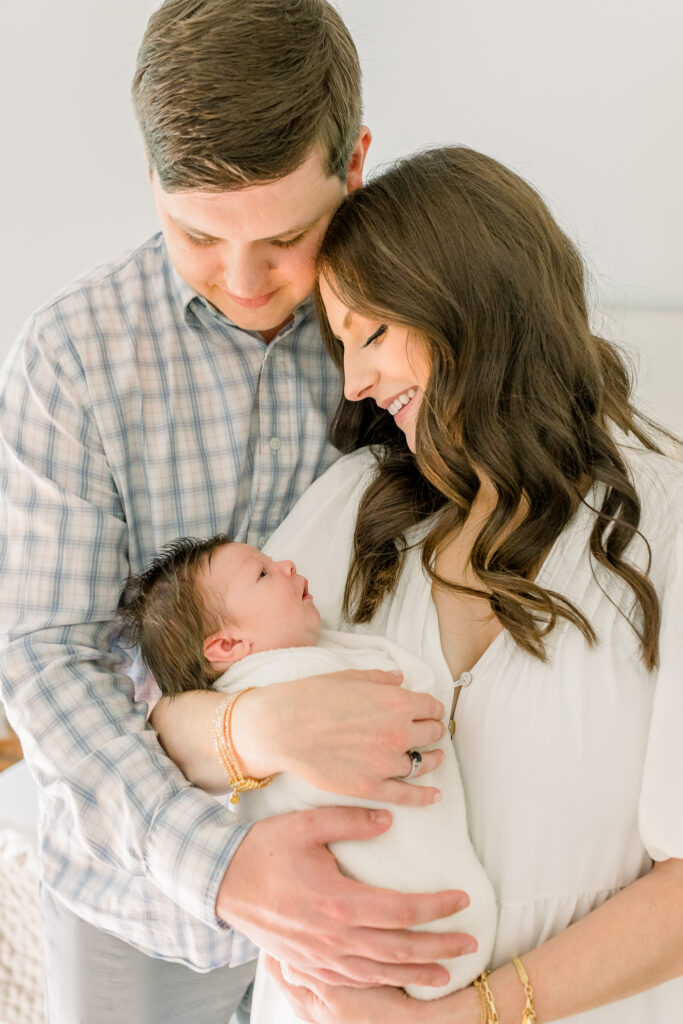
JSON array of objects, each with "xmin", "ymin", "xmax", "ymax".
[
  {"xmin": 216, "ymin": 630, "xmax": 497, "ymax": 1008},
  {"xmin": 0, "ymin": 828, "xmax": 46, "ymax": 1024},
  {"xmin": 258, "ymin": 443, "xmax": 683, "ymax": 1024}
]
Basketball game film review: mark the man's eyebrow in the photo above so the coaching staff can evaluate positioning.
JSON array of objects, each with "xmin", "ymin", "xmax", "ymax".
[
  {"xmin": 169, "ymin": 214, "xmax": 319, "ymax": 244},
  {"xmin": 169, "ymin": 216, "xmax": 221, "ymax": 241}
]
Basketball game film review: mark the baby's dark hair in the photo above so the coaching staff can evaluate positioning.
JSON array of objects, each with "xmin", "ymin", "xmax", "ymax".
[{"xmin": 118, "ymin": 534, "xmax": 232, "ymax": 697}]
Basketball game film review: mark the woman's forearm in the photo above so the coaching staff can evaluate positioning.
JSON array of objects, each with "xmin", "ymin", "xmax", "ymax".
[
  {"xmin": 150, "ymin": 690, "xmax": 230, "ymax": 793},
  {"xmin": 150, "ymin": 686, "xmax": 287, "ymax": 792},
  {"xmin": 430, "ymin": 857, "xmax": 683, "ymax": 1023}
]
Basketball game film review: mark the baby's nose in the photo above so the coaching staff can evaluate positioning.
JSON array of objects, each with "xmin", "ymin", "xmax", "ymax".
[{"xmin": 280, "ymin": 560, "xmax": 296, "ymax": 576}]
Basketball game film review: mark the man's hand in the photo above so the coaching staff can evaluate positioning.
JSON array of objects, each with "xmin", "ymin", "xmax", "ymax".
[{"xmin": 216, "ymin": 807, "xmax": 475, "ymax": 988}]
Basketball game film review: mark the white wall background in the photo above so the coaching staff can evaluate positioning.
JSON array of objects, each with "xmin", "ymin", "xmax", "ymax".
[{"xmin": 1, "ymin": 0, "xmax": 681, "ymax": 431}]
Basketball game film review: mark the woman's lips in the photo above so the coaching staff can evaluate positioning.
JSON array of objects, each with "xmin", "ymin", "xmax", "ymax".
[{"xmin": 393, "ymin": 389, "xmax": 420, "ymax": 424}]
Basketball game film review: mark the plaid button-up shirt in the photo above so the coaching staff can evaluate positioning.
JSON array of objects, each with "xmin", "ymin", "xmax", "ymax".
[{"xmin": 0, "ymin": 234, "xmax": 341, "ymax": 969}]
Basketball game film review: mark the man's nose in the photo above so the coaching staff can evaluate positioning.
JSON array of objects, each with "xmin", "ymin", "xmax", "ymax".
[{"xmin": 221, "ymin": 249, "xmax": 269, "ymax": 298}]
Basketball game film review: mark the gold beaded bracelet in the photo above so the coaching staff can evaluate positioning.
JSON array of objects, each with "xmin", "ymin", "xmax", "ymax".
[
  {"xmin": 513, "ymin": 956, "xmax": 537, "ymax": 1024},
  {"xmin": 213, "ymin": 689, "xmax": 275, "ymax": 804},
  {"xmin": 473, "ymin": 970, "xmax": 499, "ymax": 1023}
]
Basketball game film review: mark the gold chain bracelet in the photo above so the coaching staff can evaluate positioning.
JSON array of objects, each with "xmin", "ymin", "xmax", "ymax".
[
  {"xmin": 213, "ymin": 689, "xmax": 275, "ymax": 804},
  {"xmin": 473, "ymin": 970, "xmax": 499, "ymax": 1023},
  {"xmin": 513, "ymin": 956, "xmax": 537, "ymax": 1024}
]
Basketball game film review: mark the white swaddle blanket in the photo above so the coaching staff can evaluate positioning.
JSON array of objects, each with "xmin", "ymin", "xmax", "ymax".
[{"xmin": 215, "ymin": 628, "xmax": 496, "ymax": 1017}]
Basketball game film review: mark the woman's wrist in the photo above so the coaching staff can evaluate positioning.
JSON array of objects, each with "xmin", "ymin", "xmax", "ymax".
[
  {"xmin": 426, "ymin": 983, "xmax": 482, "ymax": 1024},
  {"xmin": 228, "ymin": 683, "xmax": 288, "ymax": 780}
]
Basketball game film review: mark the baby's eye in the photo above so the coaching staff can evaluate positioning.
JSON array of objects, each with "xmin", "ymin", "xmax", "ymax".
[{"xmin": 258, "ymin": 569, "xmax": 267, "ymax": 579}]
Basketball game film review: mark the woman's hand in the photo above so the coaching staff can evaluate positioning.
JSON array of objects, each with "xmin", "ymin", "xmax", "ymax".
[
  {"xmin": 232, "ymin": 669, "xmax": 447, "ymax": 805},
  {"xmin": 150, "ymin": 669, "xmax": 446, "ymax": 804},
  {"xmin": 265, "ymin": 957, "xmax": 419, "ymax": 1024},
  {"xmin": 265, "ymin": 956, "xmax": 480, "ymax": 1023}
]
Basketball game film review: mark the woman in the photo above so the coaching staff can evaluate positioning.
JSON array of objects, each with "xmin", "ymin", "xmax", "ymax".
[{"xmin": 158, "ymin": 147, "xmax": 683, "ymax": 1022}]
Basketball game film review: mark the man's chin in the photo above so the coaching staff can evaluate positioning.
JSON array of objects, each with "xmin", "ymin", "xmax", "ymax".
[{"xmin": 210, "ymin": 288, "xmax": 298, "ymax": 334}]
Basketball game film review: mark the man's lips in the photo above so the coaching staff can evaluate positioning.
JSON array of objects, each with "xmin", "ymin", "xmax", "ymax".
[{"xmin": 220, "ymin": 287, "xmax": 279, "ymax": 309}]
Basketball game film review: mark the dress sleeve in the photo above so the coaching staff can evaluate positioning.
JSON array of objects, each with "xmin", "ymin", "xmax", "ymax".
[
  {"xmin": 638, "ymin": 519, "xmax": 683, "ymax": 861},
  {"xmin": 0, "ymin": 313, "xmax": 250, "ymax": 933}
]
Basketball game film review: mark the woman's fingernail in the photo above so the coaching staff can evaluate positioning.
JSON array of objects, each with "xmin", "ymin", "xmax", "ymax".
[
  {"xmin": 432, "ymin": 791, "xmax": 443, "ymax": 802},
  {"xmin": 462, "ymin": 941, "xmax": 478, "ymax": 955}
]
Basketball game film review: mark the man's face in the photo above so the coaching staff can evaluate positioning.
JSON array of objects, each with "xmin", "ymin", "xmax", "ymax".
[{"xmin": 151, "ymin": 136, "xmax": 370, "ymax": 341}]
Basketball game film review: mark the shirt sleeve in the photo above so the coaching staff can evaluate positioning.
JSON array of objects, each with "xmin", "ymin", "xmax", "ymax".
[
  {"xmin": 638, "ymin": 517, "xmax": 683, "ymax": 862},
  {"xmin": 0, "ymin": 311, "xmax": 250, "ymax": 932}
]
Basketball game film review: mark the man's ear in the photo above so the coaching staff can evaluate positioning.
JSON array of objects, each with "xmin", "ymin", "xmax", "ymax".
[
  {"xmin": 204, "ymin": 632, "xmax": 252, "ymax": 667},
  {"xmin": 345, "ymin": 126, "xmax": 372, "ymax": 194}
]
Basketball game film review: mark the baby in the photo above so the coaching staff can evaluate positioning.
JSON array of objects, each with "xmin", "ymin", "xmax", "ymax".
[{"xmin": 119, "ymin": 534, "xmax": 496, "ymax": 1005}]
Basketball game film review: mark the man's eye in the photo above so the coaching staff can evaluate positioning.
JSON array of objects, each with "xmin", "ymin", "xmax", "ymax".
[
  {"xmin": 186, "ymin": 233, "xmax": 217, "ymax": 248},
  {"xmin": 272, "ymin": 232, "xmax": 306, "ymax": 249}
]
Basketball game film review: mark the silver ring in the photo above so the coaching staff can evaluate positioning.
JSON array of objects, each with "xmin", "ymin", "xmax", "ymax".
[{"xmin": 402, "ymin": 750, "xmax": 422, "ymax": 781}]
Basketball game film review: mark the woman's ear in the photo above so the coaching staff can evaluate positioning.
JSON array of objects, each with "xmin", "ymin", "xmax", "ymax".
[{"xmin": 203, "ymin": 631, "xmax": 252, "ymax": 667}]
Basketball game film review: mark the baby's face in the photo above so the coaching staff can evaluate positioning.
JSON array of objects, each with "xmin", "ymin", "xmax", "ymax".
[{"xmin": 199, "ymin": 542, "xmax": 321, "ymax": 656}]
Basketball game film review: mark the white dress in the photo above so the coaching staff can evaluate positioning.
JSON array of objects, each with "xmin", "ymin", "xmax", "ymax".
[{"xmin": 261, "ymin": 438, "xmax": 683, "ymax": 1023}]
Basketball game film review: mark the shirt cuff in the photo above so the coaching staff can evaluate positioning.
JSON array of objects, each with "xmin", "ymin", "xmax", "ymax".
[{"xmin": 145, "ymin": 786, "xmax": 253, "ymax": 929}]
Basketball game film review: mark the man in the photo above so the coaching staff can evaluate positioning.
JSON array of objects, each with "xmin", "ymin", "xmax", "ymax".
[{"xmin": 0, "ymin": 2, "xmax": 469, "ymax": 1021}]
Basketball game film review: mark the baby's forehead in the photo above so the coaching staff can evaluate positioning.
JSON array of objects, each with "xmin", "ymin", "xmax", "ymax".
[{"xmin": 204, "ymin": 541, "xmax": 261, "ymax": 581}]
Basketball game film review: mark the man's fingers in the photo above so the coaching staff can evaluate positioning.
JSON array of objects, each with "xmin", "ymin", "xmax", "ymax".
[
  {"xmin": 304, "ymin": 804, "xmax": 394, "ymax": 844},
  {"xmin": 335, "ymin": 883, "xmax": 471, "ymax": 930}
]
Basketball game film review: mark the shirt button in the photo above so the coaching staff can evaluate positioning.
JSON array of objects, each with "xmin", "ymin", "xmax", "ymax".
[
  {"xmin": 458, "ymin": 670, "xmax": 473, "ymax": 688},
  {"xmin": 257, "ymin": 536, "xmax": 267, "ymax": 548},
  {"xmin": 269, "ymin": 436, "xmax": 281, "ymax": 451}
]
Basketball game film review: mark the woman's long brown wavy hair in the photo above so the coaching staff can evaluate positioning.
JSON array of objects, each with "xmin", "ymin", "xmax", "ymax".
[{"xmin": 315, "ymin": 146, "xmax": 677, "ymax": 669}]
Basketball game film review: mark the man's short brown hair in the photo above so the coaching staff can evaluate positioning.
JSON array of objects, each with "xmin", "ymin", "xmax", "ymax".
[
  {"xmin": 119, "ymin": 534, "xmax": 232, "ymax": 697},
  {"xmin": 132, "ymin": 0, "xmax": 362, "ymax": 191}
]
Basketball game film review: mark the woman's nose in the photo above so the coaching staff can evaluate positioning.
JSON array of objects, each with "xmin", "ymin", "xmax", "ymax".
[{"xmin": 343, "ymin": 351, "xmax": 378, "ymax": 402}]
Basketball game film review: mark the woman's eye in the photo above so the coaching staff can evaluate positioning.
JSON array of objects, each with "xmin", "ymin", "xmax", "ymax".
[
  {"xmin": 362, "ymin": 324, "xmax": 388, "ymax": 349},
  {"xmin": 272, "ymin": 233, "xmax": 306, "ymax": 249}
]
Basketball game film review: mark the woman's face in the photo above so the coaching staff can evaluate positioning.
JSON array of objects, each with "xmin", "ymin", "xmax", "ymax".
[{"xmin": 318, "ymin": 275, "xmax": 431, "ymax": 452}]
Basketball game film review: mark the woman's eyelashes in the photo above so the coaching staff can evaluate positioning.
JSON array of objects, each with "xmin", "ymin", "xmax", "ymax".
[{"xmin": 362, "ymin": 324, "xmax": 388, "ymax": 348}]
